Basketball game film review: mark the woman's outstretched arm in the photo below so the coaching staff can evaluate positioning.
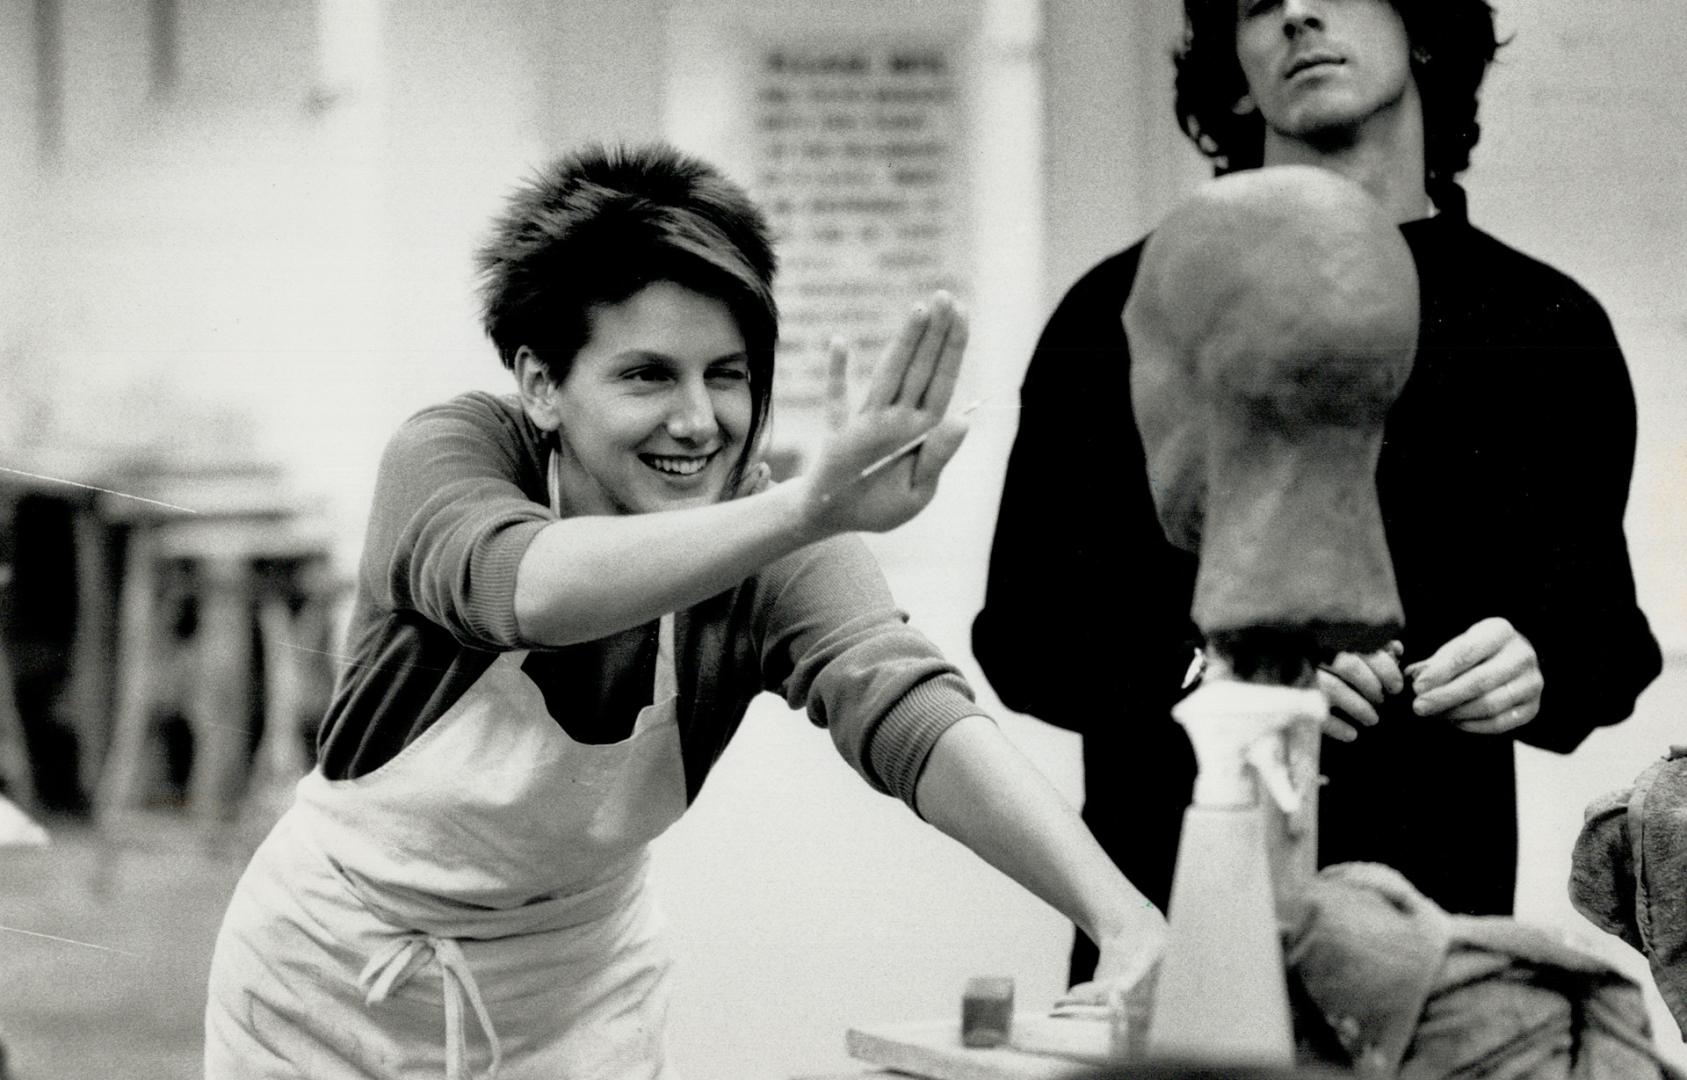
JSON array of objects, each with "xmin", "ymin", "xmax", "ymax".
[
  {"xmin": 515, "ymin": 293, "xmax": 970, "ymax": 646},
  {"xmin": 914, "ymin": 715, "xmax": 1167, "ymax": 992}
]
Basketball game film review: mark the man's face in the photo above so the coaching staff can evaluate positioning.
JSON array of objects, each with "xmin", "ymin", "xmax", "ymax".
[{"xmin": 1234, "ymin": 0, "xmax": 1416, "ymax": 146}]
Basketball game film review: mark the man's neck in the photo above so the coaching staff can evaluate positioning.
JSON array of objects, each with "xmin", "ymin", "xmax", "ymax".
[{"xmin": 1261, "ymin": 95, "xmax": 1430, "ymax": 224}]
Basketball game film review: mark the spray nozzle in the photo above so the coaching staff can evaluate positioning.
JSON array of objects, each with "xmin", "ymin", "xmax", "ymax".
[{"xmin": 1174, "ymin": 678, "xmax": 1326, "ymax": 810}]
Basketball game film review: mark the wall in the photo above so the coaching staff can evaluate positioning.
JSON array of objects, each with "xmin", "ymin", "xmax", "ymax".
[
  {"xmin": 0, "ymin": 0, "xmax": 674, "ymax": 561},
  {"xmin": 0, "ymin": 0, "xmax": 38, "ymax": 446},
  {"xmin": 1042, "ymin": 1, "xmax": 1207, "ymax": 308},
  {"xmin": 1462, "ymin": 0, "xmax": 1687, "ymax": 653}
]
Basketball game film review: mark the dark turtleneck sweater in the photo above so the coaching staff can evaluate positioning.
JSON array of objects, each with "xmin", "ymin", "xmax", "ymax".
[{"xmin": 973, "ymin": 183, "xmax": 1662, "ymax": 982}]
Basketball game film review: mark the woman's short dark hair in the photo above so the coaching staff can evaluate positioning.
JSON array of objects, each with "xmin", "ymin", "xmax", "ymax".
[
  {"xmin": 1173, "ymin": 0, "xmax": 1502, "ymax": 207},
  {"xmin": 476, "ymin": 143, "xmax": 779, "ymax": 472}
]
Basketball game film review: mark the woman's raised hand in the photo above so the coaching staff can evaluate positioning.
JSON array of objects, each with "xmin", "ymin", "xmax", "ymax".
[{"xmin": 797, "ymin": 291, "xmax": 971, "ymax": 537}]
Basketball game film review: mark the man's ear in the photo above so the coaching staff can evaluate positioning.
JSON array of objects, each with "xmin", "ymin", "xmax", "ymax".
[{"xmin": 514, "ymin": 346, "xmax": 563, "ymax": 431}]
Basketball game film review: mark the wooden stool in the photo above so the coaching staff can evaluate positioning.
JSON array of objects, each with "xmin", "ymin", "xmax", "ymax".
[
  {"xmin": 244, "ymin": 556, "xmax": 344, "ymax": 828},
  {"xmin": 93, "ymin": 515, "xmax": 335, "ymax": 851}
]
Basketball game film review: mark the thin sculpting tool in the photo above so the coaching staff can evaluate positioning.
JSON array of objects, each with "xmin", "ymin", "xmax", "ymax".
[{"xmin": 855, "ymin": 396, "xmax": 992, "ymax": 481}]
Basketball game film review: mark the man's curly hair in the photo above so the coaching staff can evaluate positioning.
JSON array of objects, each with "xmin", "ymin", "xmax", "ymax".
[
  {"xmin": 1173, "ymin": 0, "xmax": 1502, "ymax": 207},
  {"xmin": 476, "ymin": 143, "xmax": 778, "ymax": 477}
]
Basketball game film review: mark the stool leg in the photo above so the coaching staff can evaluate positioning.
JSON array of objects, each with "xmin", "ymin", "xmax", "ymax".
[
  {"xmin": 67, "ymin": 511, "xmax": 118, "ymax": 805},
  {"xmin": 0, "ymin": 643, "xmax": 36, "ymax": 812},
  {"xmin": 245, "ymin": 594, "xmax": 309, "ymax": 828},
  {"xmin": 187, "ymin": 554, "xmax": 252, "ymax": 847},
  {"xmin": 94, "ymin": 526, "xmax": 162, "ymax": 830}
]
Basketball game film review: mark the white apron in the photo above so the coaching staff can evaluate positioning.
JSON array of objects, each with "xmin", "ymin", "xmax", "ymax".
[{"xmin": 206, "ymin": 454, "xmax": 690, "ymax": 1080}]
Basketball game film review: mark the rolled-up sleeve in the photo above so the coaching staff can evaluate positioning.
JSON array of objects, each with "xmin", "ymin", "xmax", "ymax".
[
  {"xmin": 361, "ymin": 395, "xmax": 554, "ymax": 651},
  {"xmin": 753, "ymin": 535, "xmax": 980, "ymax": 808}
]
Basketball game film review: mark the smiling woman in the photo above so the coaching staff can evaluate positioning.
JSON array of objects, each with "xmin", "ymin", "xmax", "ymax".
[{"xmin": 200, "ymin": 143, "xmax": 1167, "ymax": 1080}]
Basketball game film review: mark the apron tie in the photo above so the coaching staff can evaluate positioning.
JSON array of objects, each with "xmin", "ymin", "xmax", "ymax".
[{"xmin": 359, "ymin": 934, "xmax": 504, "ymax": 1080}]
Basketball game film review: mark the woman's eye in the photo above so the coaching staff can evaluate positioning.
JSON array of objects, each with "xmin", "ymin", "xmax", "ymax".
[
  {"xmin": 627, "ymin": 366, "xmax": 669, "ymax": 383},
  {"xmin": 708, "ymin": 366, "xmax": 750, "ymax": 383}
]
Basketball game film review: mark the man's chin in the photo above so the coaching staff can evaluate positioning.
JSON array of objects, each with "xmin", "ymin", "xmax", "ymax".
[{"xmin": 1276, "ymin": 94, "xmax": 1399, "ymax": 148}]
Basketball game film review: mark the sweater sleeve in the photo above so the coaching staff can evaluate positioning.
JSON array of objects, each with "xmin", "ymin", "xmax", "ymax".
[
  {"xmin": 972, "ymin": 248, "xmax": 1200, "ymax": 734},
  {"xmin": 1507, "ymin": 289, "xmax": 1661, "ymax": 753},
  {"xmin": 360, "ymin": 394, "xmax": 554, "ymax": 651},
  {"xmin": 752, "ymin": 535, "xmax": 979, "ymax": 809}
]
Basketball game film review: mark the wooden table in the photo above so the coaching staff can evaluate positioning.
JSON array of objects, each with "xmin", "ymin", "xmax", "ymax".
[{"xmin": 800, "ymin": 1015, "xmax": 1355, "ymax": 1080}]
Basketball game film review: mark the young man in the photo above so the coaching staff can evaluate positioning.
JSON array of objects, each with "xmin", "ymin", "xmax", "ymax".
[{"xmin": 974, "ymin": 0, "xmax": 1661, "ymax": 983}]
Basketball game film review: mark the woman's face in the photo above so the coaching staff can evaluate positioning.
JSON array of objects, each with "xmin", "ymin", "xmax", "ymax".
[{"xmin": 530, "ymin": 280, "xmax": 752, "ymax": 516}]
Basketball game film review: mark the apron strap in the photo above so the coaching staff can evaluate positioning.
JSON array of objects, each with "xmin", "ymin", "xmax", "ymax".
[
  {"xmin": 654, "ymin": 612, "xmax": 677, "ymax": 701},
  {"xmin": 359, "ymin": 934, "xmax": 504, "ymax": 1080}
]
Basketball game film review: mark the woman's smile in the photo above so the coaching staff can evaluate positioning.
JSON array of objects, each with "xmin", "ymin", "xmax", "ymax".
[{"xmin": 641, "ymin": 451, "xmax": 717, "ymax": 478}]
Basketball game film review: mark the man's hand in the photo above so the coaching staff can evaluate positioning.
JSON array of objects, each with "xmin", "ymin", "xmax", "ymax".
[
  {"xmin": 1406, "ymin": 617, "xmax": 1542, "ymax": 734},
  {"xmin": 1316, "ymin": 641, "xmax": 1405, "ymax": 742}
]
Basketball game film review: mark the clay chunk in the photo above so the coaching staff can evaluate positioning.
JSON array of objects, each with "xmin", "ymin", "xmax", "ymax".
[{"xmin": 960, "ymin": 976, "xmax": 1014, "ymax": 1048}]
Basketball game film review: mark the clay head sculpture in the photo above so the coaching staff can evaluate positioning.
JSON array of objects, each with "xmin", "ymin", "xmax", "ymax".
[{"xmin": 1126, "ymin": 165, "xmax": 1419, "ymax": 672}]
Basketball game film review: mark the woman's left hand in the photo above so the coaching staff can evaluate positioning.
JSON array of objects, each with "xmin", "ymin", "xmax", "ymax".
[
  {"xmin": 1405, "ymin": 617, "xmax": 1542, "ymax": 734},
  {"xmin": 1054, "ymin": 904, "xmax": 1167, "ymax": 1012}
]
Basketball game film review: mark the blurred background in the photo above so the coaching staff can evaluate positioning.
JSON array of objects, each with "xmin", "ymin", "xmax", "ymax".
[{"xmin": 0, "ymin": 1, "xmax": 1683, "ymax": 1077}]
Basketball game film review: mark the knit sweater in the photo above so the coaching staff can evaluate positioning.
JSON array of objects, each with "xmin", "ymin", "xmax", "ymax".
[{"xmin": 316, "ymin": 390, "xmax": 978, "ymax": 809}]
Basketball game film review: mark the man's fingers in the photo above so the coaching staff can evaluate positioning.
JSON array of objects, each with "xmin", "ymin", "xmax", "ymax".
[
  {"xmin": 1322, "ymin": 715, "xmax": 1360, "ymax": 743},
  {"xmin": 1412, "ymin": 662, "xmax": 1503, "ymax": 715},
  {"xmin": 1409, "ymin": 617, "xmax": 1512, "ymax": 693},
  {"xmin": 1454, "ymin": 703, "xmax": 1538, "ymax": 735},
  {"xmin": 1324, "ymin": 653, "xmax": 1384, "ymax": 706},
  {"xmin": 862, "ymin": 301, "xmax": 933, "ymax": 409},
  {"xmin": 1368, "ymin": 647, "xmax": 1406, "ymax": 697},
  {"xmin": 1442, "ymin": 670, "xmax": 1543, "ymax": 723},
  {"xmin": 1414, "ymin": 635, "xmax": 1536, "ymax": 716},
  {"xmin": 1452, "ymin": 682, "xmax": 1541, "ymax": 734},
  {"xmin": 1316, "ymin": 669, "xmax": 1378, "ymax": 729}
]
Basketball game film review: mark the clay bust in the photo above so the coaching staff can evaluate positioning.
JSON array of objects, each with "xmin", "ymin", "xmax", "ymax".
[{"xmin": 1125, "ymin": 166, "xmax": 1419, "ymax": 667}]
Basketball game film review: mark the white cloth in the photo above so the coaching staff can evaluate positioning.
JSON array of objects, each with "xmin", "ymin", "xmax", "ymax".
[{"xmin": 205, "ymin": 452, "xmax": 690, "ymax": 1079}]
